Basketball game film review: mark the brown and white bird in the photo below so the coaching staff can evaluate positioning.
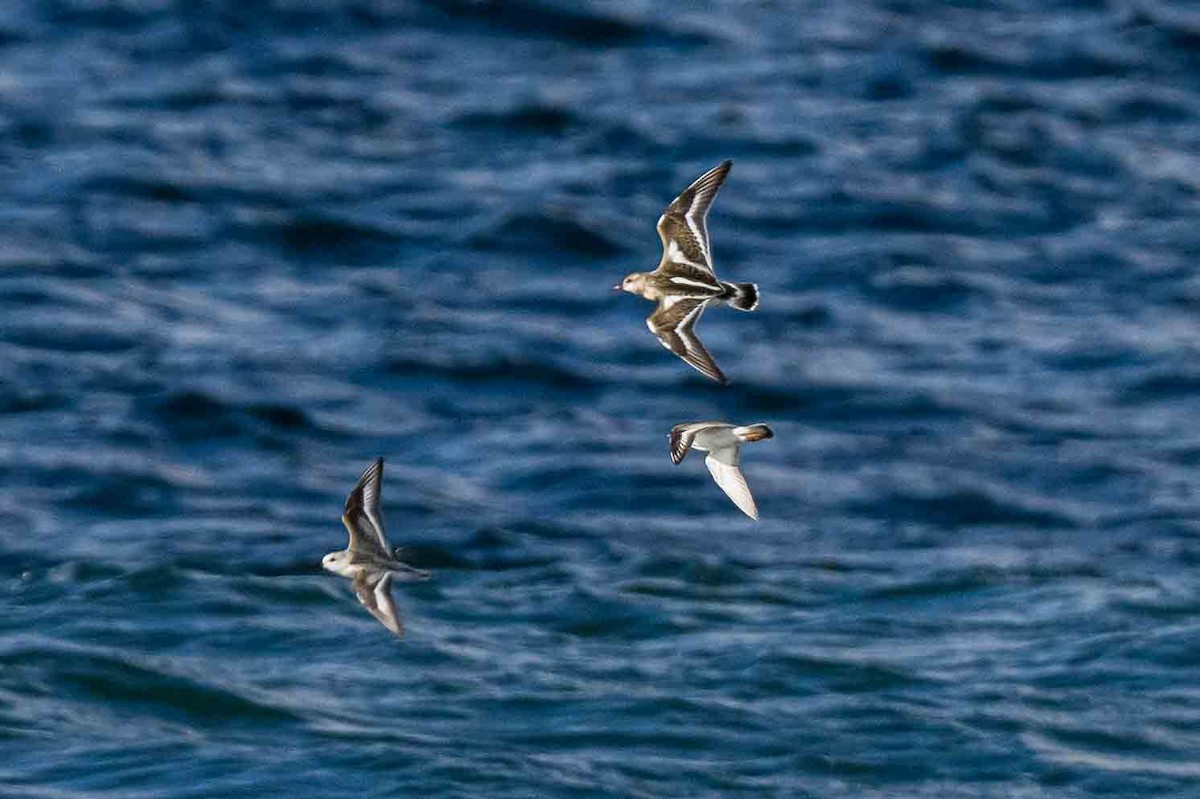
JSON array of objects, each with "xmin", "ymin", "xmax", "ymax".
[
  {"xmin": 322, "ymin": 458, "xmax": 429, "ymax": 637},
  {"xmin": 615, "ymin": 160, "xmax": 758, "ymax": 384},
  {"xmin": 669, "ymin": 422, "xmax": 773, "ymax": 519}
]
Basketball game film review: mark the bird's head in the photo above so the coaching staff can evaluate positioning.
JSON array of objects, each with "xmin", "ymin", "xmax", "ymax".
[
  {"xmin": 614, "ymin": 273, "xmax": 646, "ymax": 295},
  {"xmin": 321, "ymin": 551, "xmax": 347, "ymax": 573}
]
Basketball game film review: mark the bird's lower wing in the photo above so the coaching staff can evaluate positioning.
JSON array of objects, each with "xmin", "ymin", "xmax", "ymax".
[
  {"xmin": 705, "ymin": 454, "xmax": 759, "ymax": 520},
  {"xmin": 353, "ymin": 572, "xmax": 405, "ymax": 637},
  {"xmin": 647, "ymin": 300, "xmax": 727, "ymax": 384}
]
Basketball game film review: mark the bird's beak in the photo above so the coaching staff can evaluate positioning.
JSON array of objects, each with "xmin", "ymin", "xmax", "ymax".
[{"xmin": 612, "ymin": 284, "xmax": 623, "ymax": 292}]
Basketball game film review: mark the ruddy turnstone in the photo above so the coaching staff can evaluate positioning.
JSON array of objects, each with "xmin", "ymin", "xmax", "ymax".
[
  {"xmin": 616, "ymin": 160, "xmax": 758, "ymax": 384},
  {"xmin": 323, "ymin": 458, "xmax": 429, "ymax": 637},
  {"xmin": 669, "ymin": 422, "xmax": 773, "ymax": 519}
]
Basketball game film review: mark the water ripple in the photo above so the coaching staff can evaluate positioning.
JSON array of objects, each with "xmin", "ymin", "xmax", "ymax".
[{"xmin": 3, "ymin": 0, "xmax": 1199, "ymax": 795}]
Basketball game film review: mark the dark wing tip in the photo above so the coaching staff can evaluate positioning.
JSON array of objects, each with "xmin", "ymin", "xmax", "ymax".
[
  {"xmin": 692, "ymin": 356, "xmax": 728, "ymax": 384},
  {"xmin": 687, "ymin": 350, "xmax": 727, "ymax": 384},
  {"xmin": 345, "ymin": 457, "xmax": 385, "ymax": 513},
  {"xmin": 677, "ymin": 345, "xmax": 722, "ymax": 384},
  {"xmin": 669, "ymin": 161, "xmax": 734, "ymax": 213},
  {"xmin": 669, "ymin": 427, "xmax": 687, "ymax": 464},
  {"xmin": 699, "ymin": 160, "xmax": 732, "ymax": 178},
  {"xmin": 697, "ymin": 160, "xmax": 732, "ymax": 190},
  {"xmin": 359, "ymin": 457, "xmax": 385, "ymax": 483}
]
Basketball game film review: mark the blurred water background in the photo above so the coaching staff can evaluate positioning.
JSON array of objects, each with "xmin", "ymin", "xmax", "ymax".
[{"xmin": 3, "ymin": 1, "xmax": 1200, "ymax": 796}]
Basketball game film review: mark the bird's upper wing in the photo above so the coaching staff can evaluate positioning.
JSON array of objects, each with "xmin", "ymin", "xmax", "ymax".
[
  {"xmin": 656, "ymin": 160, "xmax": 732, "ymax": 278},
  {"xmin": 342, "ymin": 458, "xmax": 390, "ymax": 557},
  {"xmin": 669, "ymin": 422, "xmax": 716, "ymax": 465},
  {"xmin": 647, "ymin": 298, "xmax": 727, "ymax": 384},
  {"xmin": 705, "ymin": 449, "xmax": 759, "ymax": 520},
  {"xmin": 353, "ymin": 571, "xmax": 405, "ymax": 637}
]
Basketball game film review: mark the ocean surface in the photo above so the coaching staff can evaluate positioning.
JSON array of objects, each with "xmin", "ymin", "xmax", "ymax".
[{"xmin": 3, "ymin": 1, "xmax": 1200, "ymax": 796}]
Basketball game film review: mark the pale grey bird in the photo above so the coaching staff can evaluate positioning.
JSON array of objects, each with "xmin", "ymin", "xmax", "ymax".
[
  {"xmin": 669, "ymin": 422, "xmax": 774, "ymax": 519},
  {"xmin": 322, "ymin": 458, "xmax": 429, "ymax": 637},
  {"xmin": 615, "ymin": 160, "xmax": 759, "ymax": 384}
]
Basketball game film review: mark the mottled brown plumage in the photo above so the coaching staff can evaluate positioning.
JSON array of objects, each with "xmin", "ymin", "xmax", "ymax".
[{"xmin": 615, "ymin": 161, "xmax": 759, "ymax": 383}]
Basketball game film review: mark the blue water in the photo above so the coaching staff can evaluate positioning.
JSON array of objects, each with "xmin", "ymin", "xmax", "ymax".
[{"xmin": 3, "ymin": 1, "xmax": 1200, "ymax": 796}]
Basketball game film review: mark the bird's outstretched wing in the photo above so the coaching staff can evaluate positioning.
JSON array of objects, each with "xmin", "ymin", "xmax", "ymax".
[
  {"xmin": 656, "ymin": 160, "xmax": 732, "ymax": 277},
  {"xmin": 342, "ymin": 458, "xmax": 390, "ymax": 557},
  {"xmin": 669, "ymin": 422, "xmax": 718, "ymax": 465},
  {"xmin": 705, "ymin": 448, "xmax": 759, "ymax": 520},
  {"xmin": 353, "ymin": 571, "xmax": 405, "ymax": 637},
  {"xmin": 647, "ymin": 298, "xmax": 727, "ymax": 384}
]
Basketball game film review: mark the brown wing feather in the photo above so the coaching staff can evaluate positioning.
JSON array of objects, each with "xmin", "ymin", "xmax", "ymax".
[
  {"xmin": 647, "ymin": 299, "xmax": 727, "ymax": 384},
  {"xmin": 353, "ymin": 572, "xmax": 405, "ymax": 637},
  {"xmin": 669, "ymin": 423, "xmax": 706, "ymax": 464},
  {"xmin": 656, "ymin": 160, "xmax": 732, "ymax": 272},
  {"xmin": 342, "ymin": 458, "xmax": 390, "ymax": 556}
]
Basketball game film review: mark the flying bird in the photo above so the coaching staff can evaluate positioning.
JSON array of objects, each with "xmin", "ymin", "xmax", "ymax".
[
  {"xmin": 322, "ymin": 458, "xmax": 429, "ymax": 637},
  {"xmin": 615, "ymin": 160, "xmax": 758, "ymax": 384},
  {"xmin": 669, "ymin": 422, "xmax": 773, "ymax": 519}
]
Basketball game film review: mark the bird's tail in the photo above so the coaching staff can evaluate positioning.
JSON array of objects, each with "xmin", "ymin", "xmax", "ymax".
[
  {"xmin": 391, "ymin": 562, "xmax": 431, "ymax": 582},
  {"xmin": 733, "ymin": 423, "xmax": 773, "ymax": 442},
  {"xmin": 722, "ymin": 282, "xmax": 759, "ymax": 311},
  {"xmin": 392, "ymin": 548, "xmax": 431, "ymax": 581}
]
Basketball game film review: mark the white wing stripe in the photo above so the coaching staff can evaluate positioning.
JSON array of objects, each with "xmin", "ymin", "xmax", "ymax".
[
  {"xmin": 371, "ymin": 573, "xmax": 404, "ymax": 636},
  {"xmin": 669, "ymin": 276, "xmax": 719, "ymax": 289},
  {"xmin": 684, "ymin": 167, "xmax": 725, "ymax": 262},
  {"xmin": 685, "ymin": 207, "xmax": 710, "ymax": 263},
  {"xmin": 666, "ymin": 239, "xmax": 709, "ymax": 271},
  {"xmin": 677, "ymin": 301, "xmax": 706, "ymax": 333}
]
